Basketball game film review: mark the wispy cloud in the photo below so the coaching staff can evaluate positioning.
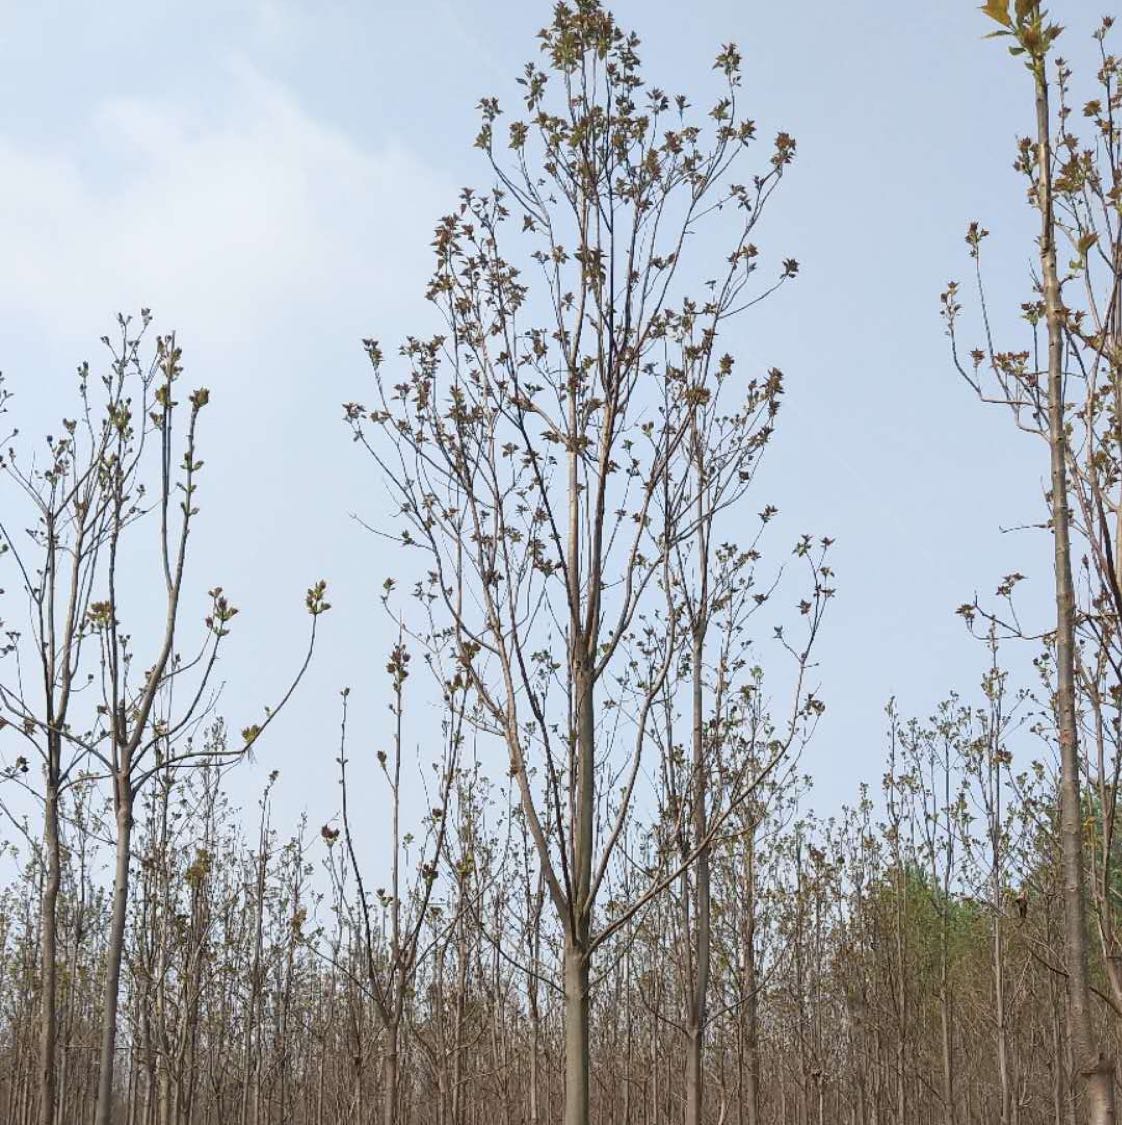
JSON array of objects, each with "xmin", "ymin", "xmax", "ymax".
[{"xmin": 0, "ymin": 60, "xmax": 444, "ymax": 344}]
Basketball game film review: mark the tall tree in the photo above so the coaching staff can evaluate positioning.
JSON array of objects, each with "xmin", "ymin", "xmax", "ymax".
[
  {"xmin": 345, "ymin": 4, "xmax": 820, "ymax": 1122},
  {"xmin": 948, "ymin": 3, "xmax": 1120, "ymax": 1119}
]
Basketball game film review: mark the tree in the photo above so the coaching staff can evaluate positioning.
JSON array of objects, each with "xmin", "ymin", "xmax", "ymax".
[
  {"xmin": 946, "ymin": 3, "xmax": 1118, "ymax": 1118},
  {"xmin": 0, "ymin": 315, "xmax": 328, "ymax": 1125},
  {"xmin": 345, "ymin": 4, "xmax": 825, "ymax": 1121},
  {"xmin": 327, "ymin": 624, "xmax": 463, "ymax": 1125}
]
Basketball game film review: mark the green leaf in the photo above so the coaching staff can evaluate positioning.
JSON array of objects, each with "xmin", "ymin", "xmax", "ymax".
[
  {"xmin": 1076, "ymin": 231, "xmax": 1099, "ymax": 256},
  {"xmin": 981, "ymin": 0, "xmax": 1013, "ymax": 28}
]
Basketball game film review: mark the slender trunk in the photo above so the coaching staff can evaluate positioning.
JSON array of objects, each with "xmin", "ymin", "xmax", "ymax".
[
  {"xmin": 938, "ymin": 755, "xmax": 955, "ymax": 1125},
  {"xmin": 453, "ymin": 932, "xmax": 467, "ymax": 1125},
  {"xmin": 563, "ymin": 653, "xmax": 594, "ymax": 1125},
  {"xmin": 894, "ymin": 867, "xmax": 906, "ymax": 1125},
  {"xmin": 124, "ymin": 1049, "xmax": 137, "ymax": 1125},
  {"xmin": 685, "ymin": 632, "xmax": 710, "ymax": 1125},
  {"xmin": 527, "ymin": 946, "xmax": 540, "ymax": 1125},
  {"xmin": 316, "ymin": 1048, "xmax": 325, "ymax": 1125},
  {"xmin": 240, "ymin": 813, "xmax": 269, "ymax": 1125},
  {"xmin": 743, "ymin": 832, "xmax": 760, "ymax": 1125},
  {"xmin": 870, "ymin": 1026, "xmax": 881, "ymax": 1125},
  {"xmin": 37, "ymin": 783, "xmax": 60, "ymax": 1125},
  {"xmin": 1051, "ymin": 973, "xmax": 1066, "ymax": 1125},
  {"xmin": 563, "ymin": 940, "xmax": 590, "ymax": 1125},
  {"xmin": 995, "ymin": 905, "xmax": 1011, "ymax": 1125},
  {"xmin": 382, "ymin": 1038, "xmax": 398, "ymax": 1125},
  {"xmin": 1035, "ymin": 50, "xmax": 1117, "ymax": 1125},
  {"xmin": 95, "ymin": 781, "xmax": 135, "ymax": 1125},
  {"xmin": 939, "ymin": 948, "xmax": 954, "ymax": 1125},
  {"xmin": 856, "ymin": 1031, "xmax": 868, "ymax": 1125}
]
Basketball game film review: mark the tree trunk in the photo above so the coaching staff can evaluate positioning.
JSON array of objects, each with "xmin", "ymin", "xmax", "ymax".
[
  {"xmin": 939, "ymin": 984, "xmax": 953, "ymax": 1125},
  {"xmin": 37, "ymin": 783, "xmax": 60, "ymax": 1125},
  {"xmin": 563, "ymin": 940, "xmax": 590, "ymax": 1125},
  {"xmin": 894, "ymin": 861, "xmax": 906, "ymax": 1125},
  {"xmin": 995, "ymin": 906, "xmax": 1011, "ymax": 1125},
  {"xmin": 561, "ymin": 649, "xmax": 594, "ymax": 1125},
  {"xmin": 743, "ymin": 831, "xmax": 760, "ymax": 1125},
  {"xmin": 1035, "ymin": 49, "xmax": 1117, "ymax": 1125},
  {"xmin": 685, "ymin": 633, "xmax": 710, "ymax": 1125},
  {"xmin": 95, "ymin": 781, "xmax": 135, "ymax": 1125},
  {"xmin": 382, "ymin": 1040, "xmax": 398, "ymax": 1125}
]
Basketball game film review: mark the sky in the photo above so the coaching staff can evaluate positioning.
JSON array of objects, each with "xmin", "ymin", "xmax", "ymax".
[{"xmin": 0, "ymin": 0, "xmax": 1082, "ymax": 847}]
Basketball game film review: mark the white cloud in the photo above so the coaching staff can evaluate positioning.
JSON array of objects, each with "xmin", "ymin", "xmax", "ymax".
[{"xmin": 0, "ymin": 61, "xmax": 444, "ymax": 344}]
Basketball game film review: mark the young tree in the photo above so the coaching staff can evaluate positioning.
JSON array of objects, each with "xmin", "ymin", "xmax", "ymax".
[
  {"xmin": 946, "ymin": 3, "xmax": 1118, "ymax": 1117},
  {"xmin": 901, "ymin": 700, "xmax": 969, "ymax": 1125},
  {"xmin": 327, "ymin": 625, "xmax": 463, "ymax": 1125},
  {"xmin": 345, "ymin": 5, "xmax": 823, "ymax": 1121},
  {"xmin": 0, "ymin": 315, "xmax": 328, "ymax": 1125}
]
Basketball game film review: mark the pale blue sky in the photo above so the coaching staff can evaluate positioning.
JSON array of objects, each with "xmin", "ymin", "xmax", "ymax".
[{"xmin": 0, "ymin": 0, "xmax": 1073, "ymax": 837}]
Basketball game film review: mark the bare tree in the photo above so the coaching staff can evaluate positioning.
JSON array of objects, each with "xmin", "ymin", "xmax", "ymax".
[
  {"xmin": 947, "ymin": 3, "xmax": 1119, "ymax": 1118},
  {"xmin": 327, "ymin": 620, "xmax": 463, "ymax": 1125},
  {"xmin": 344, "ymin": 4, "xmax": 817, "ymax": 1120},
  {"xmin": 0, "ymin": 315, "xmax": 328, "ymax": 1125}
]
